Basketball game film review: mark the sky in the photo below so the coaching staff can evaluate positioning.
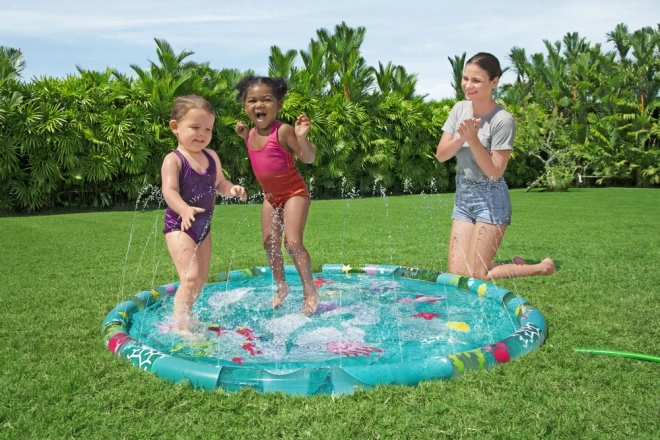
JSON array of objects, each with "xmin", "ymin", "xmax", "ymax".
[{"xmin": 2, "ymin": 0, "xmax": 659, "ymax": 100}]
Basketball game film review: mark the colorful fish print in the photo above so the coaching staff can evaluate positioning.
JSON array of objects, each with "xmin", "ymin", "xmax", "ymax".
[
  {"xmin": 398, "ymin": 295, "xmax": 444, "ymax": 303},
  {"xmin": 155, "ymin": 322, "xmax": 174, "ymax": 334},
  {"xmin": 236, "ymin": 327, "xmax": 258, "ymax": 341},
  {"xmin": 242, "ymin": 342, "xmax": 262, "ymax": 356},
  {"xmin": 483, "ymin": 342, "xmax": 510, "ymax": 363},
  {"xmin": 413, "ymin": 312, "xmax": 440, "ymax": 320},
  {"xmin": 313, "ymin": 276, "xmax": 333, "ymax": 289},
  {"xmin": 316, "ymin": 302, "xmax": 340, "ymax": 313},
  {"xmin": 446, "ymin": 321, "xmax": 470, "ymax": 332},
  {"xmin": 326, "ymin": 341, "xmax": 385, "ymax": 357},
  {"xmin": 208, "ymin": 324, "xmax": 230, "ymax": 337}
]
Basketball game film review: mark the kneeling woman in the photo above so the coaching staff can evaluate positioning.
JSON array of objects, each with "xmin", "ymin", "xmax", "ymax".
[{"xmin": 436, "ymin": 52, "xmax": 555, "ymax": 280}]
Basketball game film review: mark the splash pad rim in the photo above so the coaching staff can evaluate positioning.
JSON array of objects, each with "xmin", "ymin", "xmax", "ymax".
[{"xmin": 102, "ymin": 263, "xmax": 547, "ymax": 395}]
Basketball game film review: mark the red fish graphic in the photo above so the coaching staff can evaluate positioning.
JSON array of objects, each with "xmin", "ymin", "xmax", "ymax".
[{"xmin": 413, "ymin": 312, "xmax": 440, "ymax": 320}]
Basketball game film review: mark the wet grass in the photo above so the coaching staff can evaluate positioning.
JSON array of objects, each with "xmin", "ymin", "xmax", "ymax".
[{"xmin": 1, "ymin": 187, "xmax": 659, "ymax": 439}]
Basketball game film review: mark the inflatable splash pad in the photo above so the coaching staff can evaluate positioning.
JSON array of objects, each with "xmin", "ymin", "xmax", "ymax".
[{"xmin": 102, "ymin": 264, "xmax": 546, "ymax": 395}]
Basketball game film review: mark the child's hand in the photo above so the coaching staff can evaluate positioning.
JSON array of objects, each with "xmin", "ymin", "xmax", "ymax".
[
  {"xmin": 235, "ymin": 121, "xmax": 249, "ymax": 140},
  {"xmin": 230, "ymin": 185, "xmax": 247, "ymax": 201},
  {"xmin": 181, "ymin": 205, "xmax": 205, "ymax": 231},
  {"xmin": 295, "ymin": 114, "xmax": 311, "ymax": 139}
]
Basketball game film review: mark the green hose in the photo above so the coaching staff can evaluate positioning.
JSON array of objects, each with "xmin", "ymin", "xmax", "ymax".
[{"xmin": 574, "ymin": 348, "xmax": 660, "ymax": 363}]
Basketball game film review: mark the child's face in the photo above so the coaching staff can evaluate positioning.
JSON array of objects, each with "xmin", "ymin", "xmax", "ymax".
[
  {"xmin": 170, "ymin": 108, "xmax": 215, "ymax": 153},
  {"xmin": 243, "ymin": 84, "xmax": 282, "ymax": 129}
]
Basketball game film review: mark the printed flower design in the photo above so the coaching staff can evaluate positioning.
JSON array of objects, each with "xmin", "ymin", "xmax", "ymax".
[{"xmin": 326, "ymin": 341, "xmax": 385, "ymax": 357}]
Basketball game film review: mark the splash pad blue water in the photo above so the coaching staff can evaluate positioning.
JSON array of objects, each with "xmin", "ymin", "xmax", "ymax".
[{"xmin": 102, "ymin": 264, "xmax": 546, "ymax": 395}]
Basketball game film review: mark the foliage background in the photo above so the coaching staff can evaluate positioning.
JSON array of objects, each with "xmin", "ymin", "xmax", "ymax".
[{"xmin": 1, "ymin": 22, "xmax": 659, "ymax": 212}]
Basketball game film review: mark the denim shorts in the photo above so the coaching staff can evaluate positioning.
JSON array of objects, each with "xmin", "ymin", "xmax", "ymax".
[{"xmin": 452, "ymin": 175, "xmax": 512, "ymax": 225}]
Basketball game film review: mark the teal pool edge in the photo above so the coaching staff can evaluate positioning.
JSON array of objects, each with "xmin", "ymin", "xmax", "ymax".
[{"xmin": 101, "ymin": 264, "xmax": 547, "ymax": 395}]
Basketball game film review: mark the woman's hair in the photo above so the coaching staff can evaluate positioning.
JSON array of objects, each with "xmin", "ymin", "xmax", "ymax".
[
  {"xmin": 466, "ymin": 53, "xmax": 503, "ymax": 80},
  {"xmin": 171, "ymin": 95, "xmax": 216, "ymax": 122},
  {"xmin": 235, "ymin": 75, "xmax": 288, "ymax": 102}
]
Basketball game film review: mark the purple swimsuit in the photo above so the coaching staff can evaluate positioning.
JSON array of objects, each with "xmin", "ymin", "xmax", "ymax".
[{"xmin": 163, "ymin": 149, "xmax": 217, "ymax": 244}]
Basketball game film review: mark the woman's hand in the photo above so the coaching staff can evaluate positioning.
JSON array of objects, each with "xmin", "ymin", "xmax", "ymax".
[
  {"xmin": 180, "ymin": 205, "xmax": 205, "ymax": 231},
  {"xmin": 235, "ymin": 121, "xmax": 249, "ymax": 140},
  {"xmin": 457, "ymin": 117, "xmax": 481, "ymax": 144}
]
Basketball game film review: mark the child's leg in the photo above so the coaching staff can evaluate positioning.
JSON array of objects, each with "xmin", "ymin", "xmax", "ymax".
[
  {"xmin": 166, "ymin": 232, "xmax": 211, "ymax": 333},
  {"xmin": 261, "ymin": 201, "xmax": 289, "ymax": 307},
  {"xmin": 282, "ymin": 196, "xmax": 317, "ymax": 315}
]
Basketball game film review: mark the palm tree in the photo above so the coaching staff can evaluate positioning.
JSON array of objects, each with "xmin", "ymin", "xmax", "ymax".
[
  {"xmin": 130, "ymin": 38, "xmax": 201, "ymax": 121},
  {"xmin": 316, "ymin": 22, "xmax": 374, "ymax": 101},
  {"xmin": 606, "ymin": 23, "xmax": 631, "ymax": 62},
  {"xmin": 628, "ymin": 27, "xmax": 660, "ymax": 111},
  {"xmin": 268, "ymin": 46, "xmax": 299, "ymax": 84},
  {"xmin": 448, "ymin": 52, "xmax": 466, "ymax": 101},
  {"xmin": 373, "ymin": 62, "xmax": 419, "ymax": 99},
  {"xmin": 299, "ymin": 39, "xmax": 336, "ymax": 96},
  {"xmin": 0, "ymin": 47, "xmax": 26, "ymax": 86}
]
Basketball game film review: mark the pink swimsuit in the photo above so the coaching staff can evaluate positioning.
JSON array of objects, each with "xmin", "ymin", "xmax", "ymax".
[{"xmin": 247, "ymin": 121, "xmax": 309, "ymax": 209}]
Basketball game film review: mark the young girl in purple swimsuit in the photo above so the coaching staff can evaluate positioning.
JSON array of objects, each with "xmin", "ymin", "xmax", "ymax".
[{"xmin": 162, "ymin": 95, "xmax": 246, "ymax": 334}]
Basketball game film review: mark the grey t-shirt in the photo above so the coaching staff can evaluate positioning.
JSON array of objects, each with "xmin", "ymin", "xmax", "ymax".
[{"xmin": 441, "ymin": 101, "xmax": 515, "ymax": 180}]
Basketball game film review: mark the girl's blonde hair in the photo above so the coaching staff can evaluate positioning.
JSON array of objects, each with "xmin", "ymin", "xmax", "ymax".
[{"xmin": 171, "ymin": 95, "xmax": 216, "ymax": 122}]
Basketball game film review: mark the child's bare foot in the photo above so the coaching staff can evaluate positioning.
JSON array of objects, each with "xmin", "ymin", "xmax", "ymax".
[
  {"xmin": 271, "ymin": 284, "xmax": 290, "ymax": 308},
  {"xmin": 512, "ymin": 256, "xmax": 526, "ymax": 265},
  {"xmin": 540, "ymin": 257, "xmax": 557, "ymax": 275},
  {"xmin": 173, "ymin": 314, "xmax": 196, "ymax": 335},
  {"xmin": 301, "ymin": 290, "xmax": 318, "ymax": 316}
]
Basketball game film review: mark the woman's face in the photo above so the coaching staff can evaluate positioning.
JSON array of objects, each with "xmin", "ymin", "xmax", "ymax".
[{"xmin": 461, "ymin": 63, "xmax": 499, "ymax": 102}]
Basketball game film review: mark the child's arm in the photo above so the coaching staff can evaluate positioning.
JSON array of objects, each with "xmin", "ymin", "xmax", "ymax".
[
  {"xmin": 208, "ymin": 150, "xmax": 247, "ymax": 201},
  {"xmin": 161, "ymin": 152, "xmax": 205, "ymax": 231},
  {"xmin": 281, "ymin": 114, "xmax": 316, "ymax": 164},
  {"xmin": 236, "ymin": 121, "xmax": 250, "ymax": 143}
]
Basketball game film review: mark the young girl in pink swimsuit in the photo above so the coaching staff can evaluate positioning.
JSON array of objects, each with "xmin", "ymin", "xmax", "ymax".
[
  {"xmin": 235, "ymin": 75, "xmax": 318, "ymax": 315},
  {"xmin": 162, "ymin": 95, "xmax": 246, "ymax": 334}
]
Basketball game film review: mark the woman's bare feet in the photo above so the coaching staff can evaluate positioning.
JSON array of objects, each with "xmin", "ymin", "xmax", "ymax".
[
  {"xmin": 512, "ymin": 256, "xmax": 526, "ymax": 265},
  {"xmin": 301, "ymin": 289, "xmax": 318, "ymax": 316},
  {"xmin": 271, "ymin": 284, "xmax": 290, "ymax": 308}
]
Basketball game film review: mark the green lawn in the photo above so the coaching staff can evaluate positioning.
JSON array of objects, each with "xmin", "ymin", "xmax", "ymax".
[{"xmin": 1, "ymin": 188, "xmax": 659, "ymax": 439}]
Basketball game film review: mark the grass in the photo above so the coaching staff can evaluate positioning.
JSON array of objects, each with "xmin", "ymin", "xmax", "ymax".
[{"xmin": 1, "ymin": 187, "xmax": 659, "ymax": 439}]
